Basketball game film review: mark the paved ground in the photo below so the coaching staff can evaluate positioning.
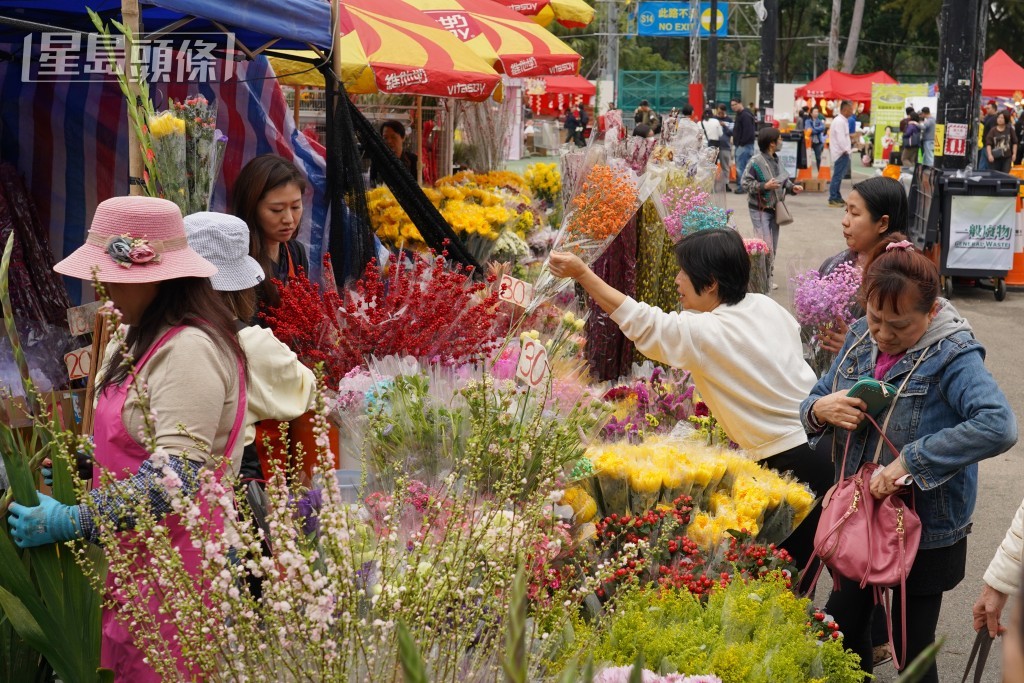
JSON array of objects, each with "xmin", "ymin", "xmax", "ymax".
[{"xmin": 727, "ymin": 165, "xmax": 1022, "ymax": 682}]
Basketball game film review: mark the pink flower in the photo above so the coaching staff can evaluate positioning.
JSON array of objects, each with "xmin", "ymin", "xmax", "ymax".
[{"xmin": 128, "ymin": 243, "xmax": 158, "ymax": 264}]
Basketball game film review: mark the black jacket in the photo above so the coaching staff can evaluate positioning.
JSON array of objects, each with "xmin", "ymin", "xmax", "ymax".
[{"xmin": 733, "ymin": 108, "xmax": 756, "ymax": 146}]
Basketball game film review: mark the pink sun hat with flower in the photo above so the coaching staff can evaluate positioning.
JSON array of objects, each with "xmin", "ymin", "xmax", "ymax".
[{"xmin": 54, "ymin": 196, "xmax": 217, "ymax": 283}]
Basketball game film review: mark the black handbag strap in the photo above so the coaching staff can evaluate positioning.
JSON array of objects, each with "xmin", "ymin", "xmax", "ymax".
[{"xmin": 961, "ymin": 631, "xmax": 994, "ymax": 683}]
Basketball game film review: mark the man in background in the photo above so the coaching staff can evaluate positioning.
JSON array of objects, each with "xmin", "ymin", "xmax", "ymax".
[
  {"xmin": 731, "ymin": 98, "xmax": 757, "ymax": 194},
  {"xmin": 634, "ymin": 100, "xmax": 654, "ymax": 128},
  {"xmin": 828, "ymin": 100, "xmax": 853, "ymax": 208}
]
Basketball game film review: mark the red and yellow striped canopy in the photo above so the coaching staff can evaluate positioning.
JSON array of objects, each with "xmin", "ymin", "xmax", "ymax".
[
  {"xmin": 408, "ymin": 0, "xmax": 581, "ymax": 78},
  {"xmin": 488, "ymin": 0, "xmax": 595, "ymax": 29},
  {"xmin": 338, "ymin": 0, "xmax": 503, "ymax": 101}
]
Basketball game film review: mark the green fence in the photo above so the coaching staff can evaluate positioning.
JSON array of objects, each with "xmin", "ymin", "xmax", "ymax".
[{"xmin": 617, "ymin": 71, "xmax": 755, "ymax": 113}]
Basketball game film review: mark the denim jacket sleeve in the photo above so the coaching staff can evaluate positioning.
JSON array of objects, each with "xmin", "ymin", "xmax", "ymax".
[
  {"xmin": 901, "ymin": 346, "xmax": 1018, "ymax": 490},
  {"xmin": 799, "ymin": 329, "xmax": 859, "ymax": 440}
]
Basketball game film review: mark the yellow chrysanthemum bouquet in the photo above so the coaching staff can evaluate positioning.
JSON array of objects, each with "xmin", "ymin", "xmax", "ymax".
[{"xmin": 572, "ymin": 438, "xmax": 816, "ymax": 549}]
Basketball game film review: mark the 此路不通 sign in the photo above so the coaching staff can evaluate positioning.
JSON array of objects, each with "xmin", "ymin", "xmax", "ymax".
[{"xmin": 636, "ymin": 2, "xmax": 728, "ymax": 37}]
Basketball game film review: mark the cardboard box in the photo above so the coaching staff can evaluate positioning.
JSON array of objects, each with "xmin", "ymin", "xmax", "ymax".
[
  {"xmin": 0, "ymin": 390, "xmax": 86, "ymax": 433},
  {"xmin": 800, "ymin": 178, "xmax": 826, "ymax": 193}
]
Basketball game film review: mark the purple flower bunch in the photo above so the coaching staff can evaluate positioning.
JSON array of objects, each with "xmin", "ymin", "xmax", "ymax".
[
  {"xmin": 661, "ymin": 187, "xmax": 733, "ymax": 242},
  {"xmin": 791, "ymin": 262, "xmax": 863, "ymax": 339},
  {"xmin": 601, "ymin": 367, "xmax": 696, "ymax": 441}
]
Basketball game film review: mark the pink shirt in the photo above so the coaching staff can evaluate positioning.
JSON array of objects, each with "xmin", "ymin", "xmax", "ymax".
[{"xmin": 874, "ymin": 351, "xmax": 905, "ymax": 380}]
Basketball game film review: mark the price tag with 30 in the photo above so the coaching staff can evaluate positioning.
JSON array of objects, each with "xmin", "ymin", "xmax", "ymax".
[
  {"xmin": 515, "ymin": 337, "xmax": 550, "ymax": 388},
  {"xmin": 499, "ymin": 274, "xmax": 533, "ymax": 308}
]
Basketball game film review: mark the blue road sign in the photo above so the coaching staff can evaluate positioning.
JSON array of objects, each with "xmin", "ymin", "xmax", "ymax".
[{"xmin": 636, "ymin": 2, "xmax": 729, "ymax": 37}]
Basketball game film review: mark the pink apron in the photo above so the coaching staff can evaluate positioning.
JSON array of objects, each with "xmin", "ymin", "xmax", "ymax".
[{"xmin": 92, "ymin": 325, "xmax": 245, "ymax": 682}]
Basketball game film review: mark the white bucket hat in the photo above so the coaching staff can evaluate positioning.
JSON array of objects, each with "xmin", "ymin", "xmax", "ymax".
[{"xmin": 183, "ymin": 212, "xmax": 265, "ymax": 292}]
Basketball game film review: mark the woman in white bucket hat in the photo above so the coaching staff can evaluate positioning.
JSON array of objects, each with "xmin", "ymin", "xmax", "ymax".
[
  {"xmin": 184, "ymin": 211, "xmax": 314, "ymax": 483},
  {"xmin": 7, "ymin": 196, "xmax": 247, "ymax": 681}
]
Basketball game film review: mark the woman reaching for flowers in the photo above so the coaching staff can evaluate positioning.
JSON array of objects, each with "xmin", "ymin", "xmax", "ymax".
[
  {"xmin": 800, "ymin": 235, "xmax": 1016, "ymax": 682},
  {"xmin": 549, "ymin": 228, "xmax": 832, "ymax": 578},
  {"xmin": 7, "ymin": 196, "xmax": 247, "ymax": 681}
]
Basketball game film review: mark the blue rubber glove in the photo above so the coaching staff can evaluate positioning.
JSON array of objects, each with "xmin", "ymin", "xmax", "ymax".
[
  {"xmin": 7, "ymin": 493, "xmax": 82, "ymax": 548},
  {"xmin": 41, "ymin": 466, "xmax": 53, "ymax": 487}
]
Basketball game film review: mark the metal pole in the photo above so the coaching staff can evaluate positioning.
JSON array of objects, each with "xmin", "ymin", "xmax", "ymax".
[
  {"xmin": 689, "ymin": 0, "xmax": 700, "ymax": 85},
  {"xmin": 936, "ymin": 0, "xmax": 985, "ymax": 170},
  {"xmin": 707, "ymin": 0, "xmax": 719, "ymax": 106},
  {"xmin": 121, "ymin": 0, "xmax": 144, "ymax": 196},
  {"xmin": 603, "ymin": 0, "xmax": 620, "ymax": 104},
  {"xmin": 758, "ymin": 0, "xmax": 777, "ymax": 122}
]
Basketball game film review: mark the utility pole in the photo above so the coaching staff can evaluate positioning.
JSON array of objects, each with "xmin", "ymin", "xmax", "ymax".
[
  {"xmin": 707, "ymin": 0, "xmax": 719, "ymax": 106},
  {"xmin": 936, "ymin": 0, "xmax": 985, "ymax": 170},
  {"xmin": 758, "ymin": 0, "xmax": 777, "ymax": 121},
  {"xmin": 602, "ymin": 0, "xmax": 620, "ymax": 106}
]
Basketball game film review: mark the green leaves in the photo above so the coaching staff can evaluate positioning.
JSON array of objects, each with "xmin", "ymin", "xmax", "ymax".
[
  {"xmin": 0, "ymin": 233, "xmax": 107, "ymax": 681},
  {"xmin": 396, "ymin": 622, "xmax": 428, "ymax": 683},
  {"xmin": 502, "ymin": 563, "xmax": 528, "ymax": 683}
]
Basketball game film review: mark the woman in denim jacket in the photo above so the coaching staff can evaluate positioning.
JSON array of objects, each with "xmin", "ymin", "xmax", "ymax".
[{"xmin": 800, "ymin": 235, "xmax": 1017, "ymax": 682}]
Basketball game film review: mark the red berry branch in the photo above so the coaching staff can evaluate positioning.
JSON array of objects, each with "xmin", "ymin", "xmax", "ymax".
[{"xmin": 261, "ymin": 251, "xmax": 502, "ymax": 387}]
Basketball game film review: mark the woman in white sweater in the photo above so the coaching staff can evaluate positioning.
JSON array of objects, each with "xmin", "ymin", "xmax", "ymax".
[
  {"xmin": 549, "ymin": 228, "xmax": 832, "ymax": 576},
  {"xmin": 973, "ymin": 498, "xmax": 1024, "ymax": 637},
  {"xmin": 183, "ymin": 212, "xmax": 315, "ymax": 481}
]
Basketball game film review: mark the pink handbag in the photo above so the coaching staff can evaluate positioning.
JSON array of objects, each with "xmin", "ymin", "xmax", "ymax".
[
  {"xmin": 804, "ymin": 348, "xmax": 927, "ymax": 671},
  {"xmin": 813, "ymin": 419, "xmax": 922, "ymax": 590}
]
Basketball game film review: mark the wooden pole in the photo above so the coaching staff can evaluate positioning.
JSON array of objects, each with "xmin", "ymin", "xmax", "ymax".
[
  {"xmin": 81, "ymin": 311, "xmax": 111, "ymax": 436},
  {"xmin": 122, "ymin": 0, "xmax": 144, "ymax": 196}
]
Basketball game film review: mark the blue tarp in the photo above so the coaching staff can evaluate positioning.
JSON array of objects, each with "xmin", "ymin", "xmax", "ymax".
[{"xmin": 0, "ymin": 0, "xmax": 333, "ymax": 51}]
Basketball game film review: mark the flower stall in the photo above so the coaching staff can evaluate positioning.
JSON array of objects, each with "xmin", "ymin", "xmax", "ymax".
[{"xmin": 0, "ymin": 85, "xmax": 875, "ymax": 682}]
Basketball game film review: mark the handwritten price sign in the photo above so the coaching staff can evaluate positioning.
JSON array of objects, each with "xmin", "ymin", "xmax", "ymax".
[
  {"xmin": 66, "ymin": 301, "xmax": 102, "ymax": 337},
  {"xmin": 499, "ymin": 274, "xmax": 533, "ymax": 308},
  {"xmin": 515, "ymin": 337, "xmax": 550, "ymax": 388},
  {"xmin": 64, "ymin": 346, "xmax": 92, "ymax": 380}
]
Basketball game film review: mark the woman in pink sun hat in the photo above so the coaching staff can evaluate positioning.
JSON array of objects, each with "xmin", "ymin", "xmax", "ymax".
[{"xmin": 7, "ymin": 195, "xmax": 248, "ymax": 682}]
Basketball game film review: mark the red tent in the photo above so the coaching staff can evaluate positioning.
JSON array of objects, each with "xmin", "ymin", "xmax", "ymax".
[
  {"xmin": 795, "ymin": 69, "xmax": 897, "ymax": 111},
  {"xmin": 982, "ymin": 50, "xmax": 1024, "ymax": 98},
  {"xmin": 526, "ymin": 75, "xmax": 595, "ymax": 116}
]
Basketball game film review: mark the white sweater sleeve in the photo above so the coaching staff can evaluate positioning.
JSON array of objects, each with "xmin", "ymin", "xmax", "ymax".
[
  {"xmin": 610, "ymin": 297, "xmax": 701, "ymax": 370},
  {"xmin": 239, "ymin": 326, "xmax": 316, "ymax": 446},
  {"xmin": 984, "ymin": 498, "xmax": 1024, "ymax": 596}
]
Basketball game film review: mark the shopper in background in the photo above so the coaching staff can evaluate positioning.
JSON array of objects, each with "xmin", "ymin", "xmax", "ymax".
[
  {"xmin": 979, "ymin": 101, "xmax": 998, "ymax": 170},
  {"xmin": 901, "ymin": 112, "xmax": 922, "ymax": 167},
  {"xmin": 368, "ymin": 120, "xmax": 418, "ymax": 186},
  {"xmin": 828, "ymin": 101, "xmax": 854, "ymax": 208},
  {"xmin": 810, "ymin": 106, "xmax": 827, "ymax": 171},
  {"xmin": 919, "ymin": 107, "xmax": 936, "ymax": 166},
  {"xmin": 741, "ymin": 126, "xmax": 803, "ymax": 274},
  {"xmin": 985, "ymin": 111, "xmax": 1018, "ymax": 174},
  {"xmin": 715, "ymin": 103, "xmax": 734, "ymax": 191},
  {"xmin": 634, "ymin": 99, "xmax": 655, "ymax": 128},
  {"xmin": 702, "ymin": 109, "xmax": 726, "ymax": 192},
  {"xmin": 731, "ymin": 98, "xmax": 757, "ymax": 194}
]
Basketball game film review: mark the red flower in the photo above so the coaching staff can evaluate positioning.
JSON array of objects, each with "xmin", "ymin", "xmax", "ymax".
[{"xmin": 694, "ymin": 401, "xmax": 709, "ymax": 417}]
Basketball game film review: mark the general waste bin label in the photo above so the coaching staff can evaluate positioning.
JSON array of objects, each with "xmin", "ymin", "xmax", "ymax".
[{"xmin": 947, "ymin": 195, "xmax": 1016, "ymax": 271}]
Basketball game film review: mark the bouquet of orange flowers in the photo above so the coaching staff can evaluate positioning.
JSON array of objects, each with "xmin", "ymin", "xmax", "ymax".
[{"xmin": 531, "ymin": 152, "xmax": 657, "ymax": 305}]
